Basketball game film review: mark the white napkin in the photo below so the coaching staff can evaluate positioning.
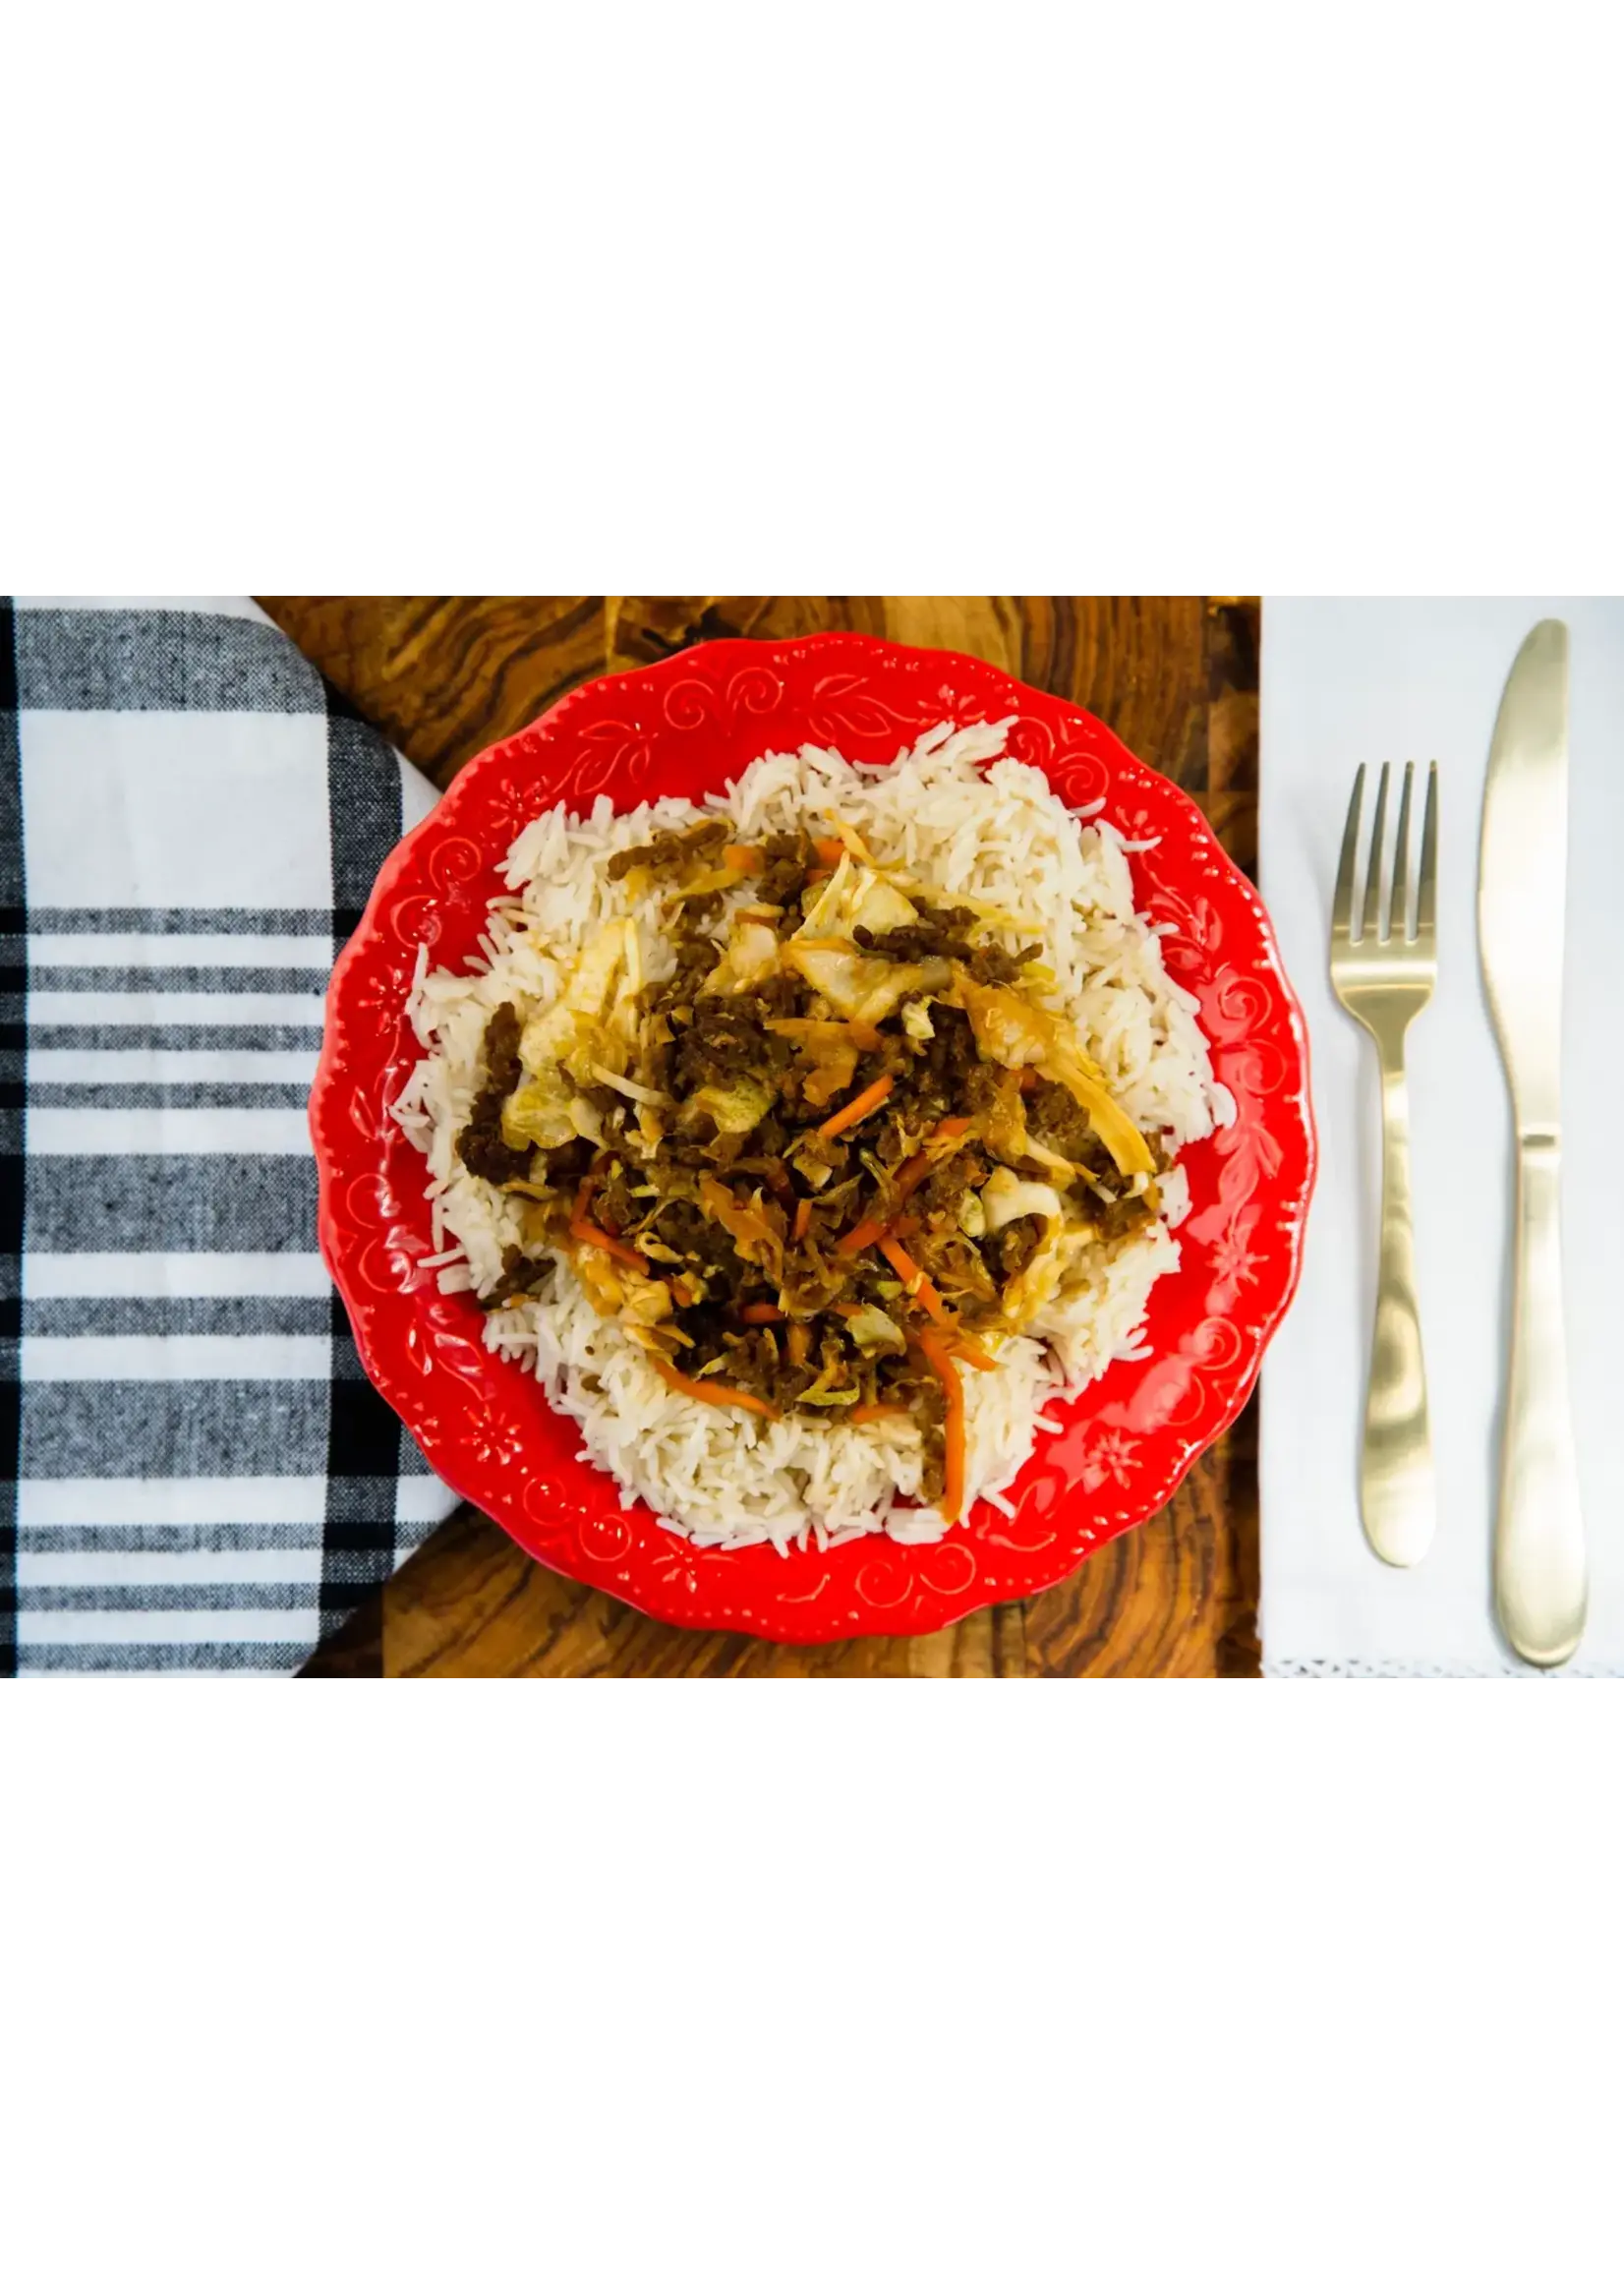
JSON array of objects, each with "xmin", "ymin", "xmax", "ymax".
[{"xmin": 1258, "ymin": 599, "xmax": 1624, "ymax": 1674}]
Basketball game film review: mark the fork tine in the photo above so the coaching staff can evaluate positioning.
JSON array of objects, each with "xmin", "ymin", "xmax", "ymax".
[
  {"xmin": 1361, "ymin": 763, "xmax": 1390, "ymax": 942},
  {"xmin": 1333, "ymin": 765, "xmax": 1364, "ymax": 941},
  {"xmin": 1390, "ymin": 763, "xmax": 1416, "ymax": 941},
  {"xmin": 1417, "ymin": 762, "xmax": 1438, "ymax": 937}
]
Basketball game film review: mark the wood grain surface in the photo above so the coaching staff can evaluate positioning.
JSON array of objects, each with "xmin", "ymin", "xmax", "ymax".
[{"xmin": 262, "ymin": 597, "xmax": 1260, "ymax": 1679}]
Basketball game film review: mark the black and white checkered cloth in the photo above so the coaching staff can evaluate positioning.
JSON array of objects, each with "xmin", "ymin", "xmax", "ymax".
[{"xmin": 1, "ymin": 597, "xmax": 458, "ymax": 1675}]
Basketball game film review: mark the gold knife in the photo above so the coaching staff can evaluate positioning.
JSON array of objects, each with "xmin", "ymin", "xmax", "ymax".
[{"xmin": 1479, "ymin": 618, "xmax": 1587, "ymax": 1665}]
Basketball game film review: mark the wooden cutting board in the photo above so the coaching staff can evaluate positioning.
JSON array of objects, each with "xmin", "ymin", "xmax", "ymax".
[{"xmin": 261, "ymin": 596, "xmax": 1260, "ymax": 1678}]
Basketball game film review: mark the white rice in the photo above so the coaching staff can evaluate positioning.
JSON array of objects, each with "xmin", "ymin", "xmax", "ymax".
[{"xmin": 392, "ymin": 719, "xmax": 1234, "ymax": 1551}]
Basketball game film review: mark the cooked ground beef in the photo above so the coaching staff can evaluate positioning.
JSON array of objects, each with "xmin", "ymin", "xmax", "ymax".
[
  {"xmin": 456, "ymin": 1004, "xmax": 533, "ymax": 1185},
  {"xmin": 753, "ymin": 970, "xmax": 807, "ymax": 1020},
  {"xmin": 892, "ymin": 1007, "xmax": 1002, "ymax": 1129},
  {"xmin": 605, "ymin": 818, "xmax": 729, "ymax": 880},
  {"xmin": 670, "ymin": 997, "xmax": 795, "ymax": 1097},
  {"xmin": 1023, "ymin": 1078, "xmax": 1094, "ymax": 1159},
  {"xmin": 792, "ymin": 1131, "xmax": 850, "ymax": 1189},
  {"xmin": 655, "ymin": 935, "xmax": 726, "ymax": 1009},
  {"xmin": 726, "ymin": 1325, "xmax": 787, "ymax": 1403},
  {"xmin": 985, "ymin": 1215, "xmax": 1045, "ymax": 1279},
  {"xmin": 853, "ymin": 904, "xmax": 976, "ymax": 961},
  {"xmin": 854, "ymin": 907, "xmax": 1037, "ymax": 985},
  {"xmin": 596, "ymin": 1171, "xmax": 642, "ymax": 1235},
  {"xmin": 750, "ymin": 1109, "xmax": 795, "ymax": 1155},
  {"xmin": 964, "ymin": 940, "xmax": 1042, "ymax": 986},
  {"xmin": 652, "ymin": 1200, "xmax": 738, "ymax": 1275},
  {"xmin": 1081, "ymin": 1181, "xmax": 1159, "ymax": 1242},
  {"xmin": 909, "ymin": 1367, "xmax": 949, "ymax": 1503},
  {"xmin": 918, "ymin": 1144, "xmax": 987, "ymax": 1214},
  {"xmin": 479, "ymin": 1244, "xmax": 554, "ymax": 1311},
  {"xmin": 1022, "ymin": 1077, "xmax": 1161, "ymax": 1239},
  {"xmin": 538, "ymin": 1136, "xmax": 597, "ymax": 1182},
  {"xmin": 754, "ymin": 831, "xmax": 817, "ymax": 908}
]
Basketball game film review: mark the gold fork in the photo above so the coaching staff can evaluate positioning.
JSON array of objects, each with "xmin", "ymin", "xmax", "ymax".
[{"xmin": 1330, "ymin": 761, "xmax": 1439, "ymax": 1567}]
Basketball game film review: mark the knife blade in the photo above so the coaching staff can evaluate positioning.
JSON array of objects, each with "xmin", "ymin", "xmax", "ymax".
[{"xmin": 1479, "ymin": 617, "xmax": 1587, "ymax": 1665}]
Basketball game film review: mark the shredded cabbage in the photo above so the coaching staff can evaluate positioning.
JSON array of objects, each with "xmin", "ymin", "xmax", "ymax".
[
  {"xmin": 685, "ymin": 1077, "xmax": 773, "ymax": 1136},
  {"xmin": 501, "ymin": 1068, "xmax": 577, "ymax": 1151},
  {"xmin": 982, "ymin": 1166, "xmax": 1063, "ymax": 1232},
  {"xmin": 844, "ymin": 1305, "xmax": 906, "ymax": 1354}
]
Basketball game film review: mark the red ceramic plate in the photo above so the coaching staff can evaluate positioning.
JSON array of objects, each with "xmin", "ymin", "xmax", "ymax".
[{"xmin": 312, "ymin": 635, "xmax": 1314, "ymax": 1642}]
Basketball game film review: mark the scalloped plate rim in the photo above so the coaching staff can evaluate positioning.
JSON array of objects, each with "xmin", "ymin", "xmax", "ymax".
[{"xmin": 311, "ymin": 631, "xmax": 1317, "ymax": 1642}]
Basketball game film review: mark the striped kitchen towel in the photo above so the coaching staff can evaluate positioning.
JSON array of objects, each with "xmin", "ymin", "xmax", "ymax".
[{"xmin": 0, "ymin": 597, "xmax": 458, "ymax": 1675}]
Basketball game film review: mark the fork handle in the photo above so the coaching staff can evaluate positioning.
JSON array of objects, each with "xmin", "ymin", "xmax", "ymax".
[
  {"xmin": 1361, "ymin": 1047, "xmax": 1435, "ymax": 1566},
  {"xmin": 1495, "ymin": 1136, "xmax": 1587, "ymax": 1664}
]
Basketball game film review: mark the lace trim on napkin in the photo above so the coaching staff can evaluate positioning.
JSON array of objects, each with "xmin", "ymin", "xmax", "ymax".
[{"xmin": 1264, "ymin": 1664, "xmax": 1619, "ymax": 1682}]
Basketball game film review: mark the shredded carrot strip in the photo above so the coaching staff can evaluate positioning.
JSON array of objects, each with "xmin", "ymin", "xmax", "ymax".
[
  {"xmin": 830, "ymin": 1302, "xmax": 865, "ymax": 1318},
  {"xmin": 825, "ymin": 813, "xmax": 877, "ymax": 864},
  {"xmin": 669, "ymin": 1279, "xmax": 697, "ymax": 1308},
  {"xmin": 945, "ymin": 1334, "xmax": 998, "ymax": 1373},
  {"xmin": 817, "ymin": 1074, "xmax": 895, "ymax": 1140},
  {"xmin": 847, "ymin": 1402, "xmax": 910, "ymax": 1425},
  {"xmin": 890, "ymin": 1152, "xmax": 940, "ymax": 1207},
  {"xmin": 913, "ymin": 1330, "xmax": 966, "ymax": 1523},
  {"xmin": 841, "ymin": 1203, "xmax": 914, "ymax": 1254},
  {"xmin": 652, "ymin": 1360, "xmax": 778, "ymax": 1420},
  {"xmin": 855, "ymin": 1117, "xmax": 978, "ymax": 1233},
  {"xmin": 836, "ymin": 1114, "xmax": 977, "ymax": 1255},
  {"xmin": 739, "ymin": 1303, "xmax": 783, "ymax": 1325},
  {"xmin": 812, "ymin": 836, "xmax": 845, "ymax": 868},
  {"xmin": 792, "ymin": 1197, "xmax": 812, "ymax": 1243},
  {"xmin": 787, "ymin": 1320, "xmax": 810, "ymax": 1369},
  {"xmin": 569, "ymin": 1175, "xmax": 650, "ymax": 1274},
  {"xmin": 878, "ymin": 1235, "xmax": 953, "ymax": 1328},
  {"xmin": 721, "ymin": 844, "xmax": 764, "ymax": 875},
  {"xmin": 573, "ymin": 1221, "xmax": 650, "ymax": 1274}
]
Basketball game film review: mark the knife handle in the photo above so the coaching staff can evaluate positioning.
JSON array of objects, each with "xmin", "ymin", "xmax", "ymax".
[
  {"xmin": 1360, "ymin": 1048, "xmax": 1436, "ymax": 1566},
  {"xmin": 1496, "ymin": 1134, "xmax": 1587, "ymax": 1665}
]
